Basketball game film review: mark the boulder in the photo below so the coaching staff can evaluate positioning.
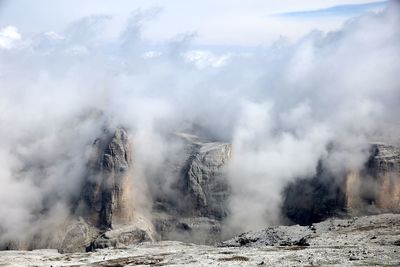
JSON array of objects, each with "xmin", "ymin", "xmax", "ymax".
[
  {"xmin": 87, "ymin": 225, "xmax": 152, "ymax": 251},
  {"xmin": 59, "ymin": 218, "xmax": 99, "ymax": 253}
]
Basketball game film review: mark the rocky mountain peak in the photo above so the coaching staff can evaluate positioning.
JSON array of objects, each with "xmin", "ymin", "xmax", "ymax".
[{"xmin": 77, "ymin": 127, "xmax": 134, "ymax": 229}]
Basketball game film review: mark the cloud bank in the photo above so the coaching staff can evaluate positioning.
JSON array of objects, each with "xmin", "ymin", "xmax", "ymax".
[{"xmin": 0, "ymin": 2, "xmax": 399, "ymax": 244}]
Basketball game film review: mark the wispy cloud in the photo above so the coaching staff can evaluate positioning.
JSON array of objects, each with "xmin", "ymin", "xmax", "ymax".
[{"xmin": 276, "ymin": 1, "xmax": 388, "ymax": 18}]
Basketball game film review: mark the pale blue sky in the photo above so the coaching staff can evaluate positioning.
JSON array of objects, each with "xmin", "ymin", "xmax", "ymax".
[
  {"xmin": 0, "ymin": 0, "xmax": 388, "ymax": 46},
  {"xmin": 277, "ymin": 1, "xmax": 386, "ymax": 17}
]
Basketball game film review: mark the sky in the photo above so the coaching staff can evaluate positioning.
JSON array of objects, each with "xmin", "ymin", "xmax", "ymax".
[{"xmin": 0, "ymin": 0, "xmax": 388, "ymax": 46}]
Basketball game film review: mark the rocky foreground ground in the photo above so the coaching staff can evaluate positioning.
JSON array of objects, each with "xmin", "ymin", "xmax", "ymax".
[{"xmin": 1, "ymin": 213, "xmax": 399, "ymax": 266}]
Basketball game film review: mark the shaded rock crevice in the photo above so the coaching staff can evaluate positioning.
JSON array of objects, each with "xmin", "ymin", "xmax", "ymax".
[{"xmin": 281, "ymin": 162, "xmax": 347, "ymax": 226}]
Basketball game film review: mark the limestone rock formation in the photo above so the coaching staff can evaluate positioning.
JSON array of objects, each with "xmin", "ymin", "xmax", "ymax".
[
  {"xmin": 65, "ymin": 127, "xmax": 156, "ymax": 252},
  {"xmin": 77, "ymin": 127, "xmax": 134, "ymax": 229},
  {"xmin": 282, "ymin": 143, "xmax": 400, "ymax": 225},
  {"xmin": 346, "ymin": 143, "xmax": 400, "ymax": 214},
  {"xmin": 73, "ymin": 128, "xmax": 232, "ymax": 250},
  {"xmin": 177, "ymin": 133, "xmax": 232, "ymax": 219},
  {"xmin": 151, "ymin": 133, "xmax": 232, "ymax": 244}
]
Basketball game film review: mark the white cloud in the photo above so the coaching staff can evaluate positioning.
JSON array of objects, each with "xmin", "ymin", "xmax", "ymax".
[
  {"xmin": 0, "ymin": 26, "xmax": 21, "ymax": 49},
  {"xmin": 44, "ymin": 31, "xmax": 65, "ymax": 41},
  {"xmin": 183, "ymin": 50, "xmax": 231, "ymax": 69},
  {"xmin": 143, "ymin": 50, "xmax": 162, "ymax": 59}
]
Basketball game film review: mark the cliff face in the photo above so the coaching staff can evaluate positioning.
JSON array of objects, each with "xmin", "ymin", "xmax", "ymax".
[
  {"xmin": 346, "ymin": 144, "xmax": 400, "ymax": 214},
  {"xmin": 70, "ymin": 127, "xmax": 160, "ymax": 252},
  {"xmin": 178, "ymin": 135, "xmax": 231, "ymax": 219},
  {"xmin": 151, "ymin": 133, "xmax": 232, "ymax": 244},
  {"xmin": 283, "ymin": 143, "xmax": 400, "ymax": 225},
  {"xmin": 77, "ymin": 128, "xmax": 134, "ymax": 229}
]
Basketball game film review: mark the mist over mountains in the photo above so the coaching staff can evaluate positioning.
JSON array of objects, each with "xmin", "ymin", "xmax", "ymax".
[{"xmin": 0, "ymin": 1, "xmax": 399, "ymax": 252}]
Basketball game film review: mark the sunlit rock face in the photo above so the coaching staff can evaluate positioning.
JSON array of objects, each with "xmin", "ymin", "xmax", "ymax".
[
  {"xmin": 346, "ymin": 144, "xmax": 400, "ymax": 214},
  {"xmin": 345, "ymin": 170, "xmax": 363, "ymax": 213},
  {"xmin": 77, "ymin": 127, "xmax": 135, "ymax": 229}
]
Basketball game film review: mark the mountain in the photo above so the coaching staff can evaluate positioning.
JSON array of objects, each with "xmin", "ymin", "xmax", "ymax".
[{"xmin": 1, "ymin": 127, "xmax": 399, "ymax": 253}]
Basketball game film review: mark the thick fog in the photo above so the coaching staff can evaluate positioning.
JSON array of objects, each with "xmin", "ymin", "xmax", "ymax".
[{"xmin": 0, "ymin": 2, "xmax": 399, "ymax": 244}]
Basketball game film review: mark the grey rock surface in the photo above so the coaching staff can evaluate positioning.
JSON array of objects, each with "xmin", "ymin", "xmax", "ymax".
[
  {"xmin": 77, "ymin": 127, "xmax": 133, "ymax": 229},
  {"xmin": 70, "ymin": 127, "xmax": 155, "ymax": 252},
  {"xmin": 222, "ymin": 213, "xmax": 400, "ymax": 248},
  {"xmin": 153, "ymin": 212, "xmax": 223, "ymax": 245},
  {"xmin": 2, "ymin": 214, "xmax": 400, "ymax": 266},
  {"xmin": 368, "ymin": 143, "xmax": 400, "ymax": 173},
  {"xmin": 177, "ymin": 133, "xmax": 232, "ymax": 219},
  {"xmin": 150, "ymin": 133, "xmax": 232, "ymax": 244},
  {"xmin": 87, "ymin": 225, "xmax": 152, "ymax": 251},
  {"xmin": 59, "ymin": 218, "xmax": 99, "ymax": 253}
]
